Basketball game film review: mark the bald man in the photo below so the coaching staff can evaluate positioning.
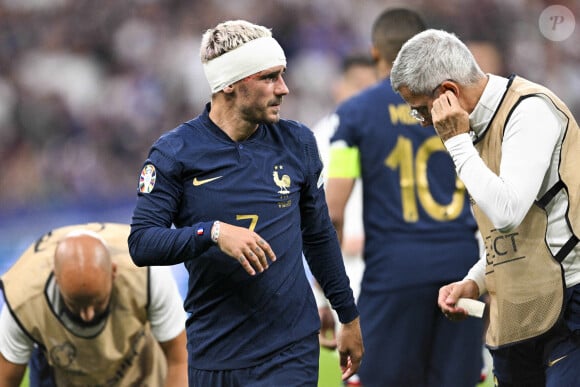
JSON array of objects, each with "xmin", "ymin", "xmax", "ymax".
[{"xmin": 0, "ymin": 223, "xmax": 187, "ymax": 387}]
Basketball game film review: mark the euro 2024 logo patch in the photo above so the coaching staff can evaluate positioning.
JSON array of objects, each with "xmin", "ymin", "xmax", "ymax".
[{"xmin": 139, "ymin": 164, "xmax": 156, "ymax": 193}]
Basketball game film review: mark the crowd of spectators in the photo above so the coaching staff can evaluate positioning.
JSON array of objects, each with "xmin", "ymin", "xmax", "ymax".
[{"xmin": 0, "ymin": 0, "xmax": 578, "ymax": 213}]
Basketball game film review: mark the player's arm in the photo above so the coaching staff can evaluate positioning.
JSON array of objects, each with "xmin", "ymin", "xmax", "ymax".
[
  {"xmin": 147, "ymin": 266, "xmax": 188, "ymax": 386},
  {"xmin": 129, "ymin": 152, "xmax": 216, "ymax": 266},
  {"xmin": 0, "ymin": 305, "xmax": 32, "ymax": 387},
  {"xmin": 129, "ymin": 148, "xmax": 275, "ymax": 273},
  {"xmin": 326, "ymin": 177, "xmax": 356, "ymax": 244},
  {"xmin": 444, "ymin": 96, "xmax": 562, "ymax": 231},
  {"xmin": 159, "ymin": 330, "xmax": 188, "ymax": 387},
  {"xmin": 0, "ymin": 352, "xmax": 26, "ymax": 387},
  {"xmin": 301, "ymin": 129, "xmax": 363, "ymax": 379},
  {"xmin": 325, "ymin": 141, "xmax": 360, "ymax": 243},
  {"xmin": 300, "ymin": 130, "xmax": 359, "ymax": 323}
]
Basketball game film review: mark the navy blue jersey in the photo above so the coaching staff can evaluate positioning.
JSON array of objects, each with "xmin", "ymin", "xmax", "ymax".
[
  {"xmin": 330, "ymin": 78, "xmax": 479, "ymax": 292},
  {"xmin": 129, "ymin": 104, "xmax": 357, "ymax": 370}
]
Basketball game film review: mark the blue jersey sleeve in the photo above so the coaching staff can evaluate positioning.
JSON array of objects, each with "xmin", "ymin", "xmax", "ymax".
[
  {"xmin": 128, "ymin": 134, "xmax": 214, "ymax": 266},
  {"xmin": 298, "ymin": 128, "xmax": 358, "ymax": 323}
]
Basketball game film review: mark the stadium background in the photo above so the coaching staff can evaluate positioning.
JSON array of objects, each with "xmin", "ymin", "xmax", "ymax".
[{"xmin": 0, "ymin": 1, "xmax": 577, "ymax": 386}]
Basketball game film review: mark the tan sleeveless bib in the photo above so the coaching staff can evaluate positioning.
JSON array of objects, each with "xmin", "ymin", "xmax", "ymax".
[
  {"xmin": 1, "ymin": 223, "xmax": 167, "ymax": 386},
  {"xmin": 473, "ymin": 76, "xmax": 580, "ymax": 348}
]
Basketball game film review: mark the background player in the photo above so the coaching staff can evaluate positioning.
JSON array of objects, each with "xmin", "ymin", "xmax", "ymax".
[
  {"xmin": 325, "ymin": 8, "xmax": 484, "ymax": 386},
  {"xmin": 312, "ymin": 53, "xmax": 377, "ymax": 349}
]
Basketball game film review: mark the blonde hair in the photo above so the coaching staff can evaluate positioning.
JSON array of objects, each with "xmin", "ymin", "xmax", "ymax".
[{"xmin": 200, "ymin": 20, "xmax": 272, "ymax": 63}]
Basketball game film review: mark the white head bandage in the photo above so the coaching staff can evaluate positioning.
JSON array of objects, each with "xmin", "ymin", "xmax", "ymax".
[{"xmin": 203, "ymin": 36, "xmax": 287, "ymax": 93}]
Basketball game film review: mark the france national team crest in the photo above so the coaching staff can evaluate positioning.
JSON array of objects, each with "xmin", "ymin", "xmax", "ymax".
[
  {"xmin": 273, "ymin": 165, "xmax": 292, "ymax": 208},
  {"xmin": 139, "ymin": 164, "xmax": 156, "ymax": 193},
  {"xmin": 272, "ymin": 165, "xmax": 291, "ymax": 194}
]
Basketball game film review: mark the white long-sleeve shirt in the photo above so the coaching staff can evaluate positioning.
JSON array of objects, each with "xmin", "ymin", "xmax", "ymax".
[{"xmin": 445, "ymin": 74, "xmax": 580, "ymax": 294}]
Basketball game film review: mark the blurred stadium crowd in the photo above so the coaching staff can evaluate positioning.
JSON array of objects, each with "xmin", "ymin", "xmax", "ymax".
[{"xmin": 0, "ymin": 0, "xmax": 578, "ymax": 213}]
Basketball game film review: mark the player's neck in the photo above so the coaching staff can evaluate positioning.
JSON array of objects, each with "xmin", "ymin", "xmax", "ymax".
[
  {"xmin": 209, "ymin": 104, "xmax": 258, "ymax": 142},
  {"xmin": 376, "ymin": 60, "xmax": 391, "ymax": 80}
]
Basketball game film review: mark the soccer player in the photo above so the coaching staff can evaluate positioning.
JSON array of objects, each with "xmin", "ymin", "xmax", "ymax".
[
  {"xmin": 314, "ymin": 53, "xmax": 377, "ymax": 265},
  {"xmin": 312, "ymin": 53, "xmax": 377, "ymax": 351},
  {"xmin": 127, "ymin": 19, "xmax": 363, "ymax": 386},
  {"xmin": 391, "ymin": 28, "xmax": 580, "ymax": 386},
  {"xmin": 0, "ymin": 223, "xmax": 187, "ymax": 386},
  {"xmin": 326, "ymin": 9, "xmax": 484, "ymax": 386}
]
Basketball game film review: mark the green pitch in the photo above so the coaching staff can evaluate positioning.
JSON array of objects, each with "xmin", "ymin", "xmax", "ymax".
[
  {"xmin": 317, "ymin": 347, "xmax": 494, "ymax": 387},
  {"xmin": 319, "ymin": 347, "xmax": 342, "ymax": 386},
  {"xmin": 19, "ymin": 368, "xmax": 29, "ymax": 387}
]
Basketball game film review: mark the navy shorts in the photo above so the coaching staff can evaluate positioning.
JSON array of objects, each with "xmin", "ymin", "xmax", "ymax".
[
  {"xmin": 357, "ymin": 284, "xmax": 484, "ymax": 386},
  {"xmin": 187, "ymin": 333, "xmax": 319, "ymax": 387},
  {"xmin": 490, "ymin": 283, "xmax": 580, "ymax": 386},
  {"xmin": 29, "ymin": 346, "xmax": 56, "ymax": 387}
]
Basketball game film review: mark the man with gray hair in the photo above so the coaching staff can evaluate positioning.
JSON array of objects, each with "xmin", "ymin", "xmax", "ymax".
[
  {"xmin": 128, "ymin": 19, "xmax": 363, "ymax": 386},
  {"xmin": 391, "ymin": 29, "xmax": 580, "ymax": 386}
]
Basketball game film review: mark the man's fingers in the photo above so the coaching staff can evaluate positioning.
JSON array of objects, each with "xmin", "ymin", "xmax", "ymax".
[
  {"xmin": 244, "ymin": 249, "xmax": 266, "ymax": 273},
  {"xmin": 239, "ymin": 237, "xmax": 276, "ymax": 275},
  {"xmin": 252, "ymin": 245, "xmax": 269, "ymax": 270},
  {"xmin": 339, "ymin": 352, "xmax": 350, "ymax": 370},
  {"xmin": 257, "ymin": 238, "xmax": 276, "ymax": 262},
  {"xmin": 244, "ymin": 240, "xmax": 275, "ymax": 273},
  {"xmin": 238, "ymin": 255, "xmax": 256, "ymax": 276},
  {"xmin": 340, "ymin": 354, "xmax": 360, "ymax": 381},
  {"xmin": 339, "ymin": 349, "xmax": 363, "ymax": 381},
  {"xmin": 444, "ymin": 90, "xmax": 459, "ymax": 105}
]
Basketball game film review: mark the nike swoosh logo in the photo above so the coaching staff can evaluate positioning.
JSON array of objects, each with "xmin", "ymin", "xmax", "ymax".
[
  {"xmin": 193, "ymin": 176, "xmax": 223, "ymax": 186},
  {"xmin": 547, "ymin": 355, "xmax": 568, "ymax": 367}
]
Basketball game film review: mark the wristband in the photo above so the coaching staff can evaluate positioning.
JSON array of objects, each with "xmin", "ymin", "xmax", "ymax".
[{"xmin": 211, "ymin": 221, "xmax": 220, "ymax": 244}]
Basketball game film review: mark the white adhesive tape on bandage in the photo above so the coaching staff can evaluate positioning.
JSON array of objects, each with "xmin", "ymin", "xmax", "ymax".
[{"xmin": 456, "ymin": 298, "xmax": 485, "ymax": 318}]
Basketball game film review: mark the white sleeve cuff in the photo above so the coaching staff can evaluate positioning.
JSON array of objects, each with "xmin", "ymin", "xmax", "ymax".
[
  {"xmin": 464, "ymin": 255, "xmax": 487, "ymax": 296},
  {"xmin": 148, "ymin": 266, "xmax": 187, "ymax": 342},
  {"xmin": 312, "ymin": 283, "xmax": 330, "ymax": 308},
  {"xmin": 0, "ymin": 305, "xmax": 33, "ymax": 364}
]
